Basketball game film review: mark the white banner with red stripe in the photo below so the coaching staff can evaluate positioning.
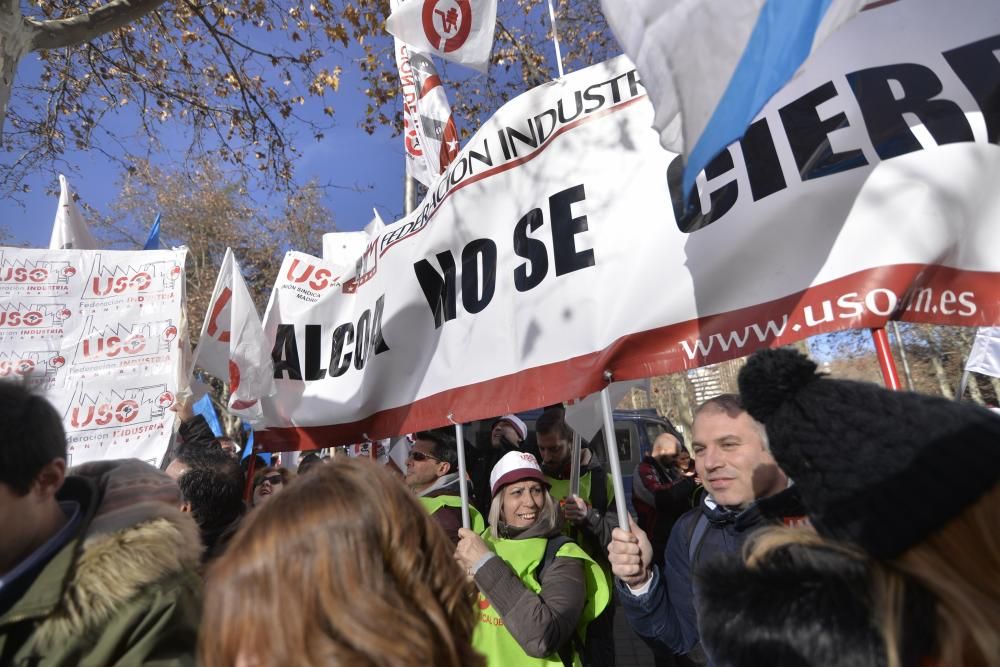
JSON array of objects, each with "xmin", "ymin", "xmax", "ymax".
[{"xmin": 257, "ymin": 0, "xmax": 1000, "ymax": 449}]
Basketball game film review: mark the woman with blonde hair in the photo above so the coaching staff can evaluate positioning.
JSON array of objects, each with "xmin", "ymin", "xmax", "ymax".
[
  {"xmin": 201, "ymin": 458, "xmax": 483, "ymax": 667},
  {"xmin": 696, "ymin": 348, "xmax": 1000, "ymax": 667},
  {"xmin": 455, "ymin": 451, "xmax": 610, "ymax": 666}
]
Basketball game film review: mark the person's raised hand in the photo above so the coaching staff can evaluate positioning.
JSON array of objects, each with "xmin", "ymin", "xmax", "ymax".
[
  {"xmin": 608, "ymin": 515, "xmax": 653, "ymax": 589},
  {"xmin": 455, "ymin": 527, "xmax": 491, "ymax": 576}
]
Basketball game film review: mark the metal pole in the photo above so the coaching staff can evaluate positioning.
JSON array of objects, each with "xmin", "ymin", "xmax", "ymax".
[
  {"xmin": 599, "ymin": 372, "xmax": 630, "ymax": 532},
  {"xmin": 404, "ymin": 175, "xmax": 417, "ymax": 214},
  {"xmin": 546, "ymin": 0, "xmax": 565, "ymax": 78},
  {"xmin": 871, "ymin": 327, "xmax": 902, "ymax": 391},
  {"xmin": 957, "ymin": 369, "xmax": 971, "ymax": 401},
  {"xmin": 569, "ymin": 432, "xmax": 582, "ymax": 497},
  {"xmin": 243, "ymin": 448, "xmax": 258, "ymax": 504},
  {"xmin": 451, "ymin": 417, "xmax": 471, "ymax": 530},
  {"xmin": 890, "ymin": 321, "xmax": 914, "ymax": 391}
]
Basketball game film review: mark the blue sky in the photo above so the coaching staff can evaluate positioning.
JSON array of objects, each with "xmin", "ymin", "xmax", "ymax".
[{"xmin": 0, "ymin": 35, "xmax": 458, "ymax": 247}]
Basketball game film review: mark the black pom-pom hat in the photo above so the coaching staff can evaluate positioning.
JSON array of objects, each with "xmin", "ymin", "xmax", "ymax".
[{"xmin": 738, "ymin": 347, "xmax": 1000, "ymax": 559}]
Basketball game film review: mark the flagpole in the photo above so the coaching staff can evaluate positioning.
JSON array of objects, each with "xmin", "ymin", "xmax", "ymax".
[
  {"xmin": 569, "ymin": 431, "xmax": 581, "ymax": 498},
  {"xmin": 871, "ymin": 327, "xmax": 902, "ymax": 391},
  {"xmin": 449, "ymin": 414, "xmax": 471, "ymax": 530},
  {"xmin": 546, "ymin": 0, "xmax": 565, "ymax": 78},
  {"xmin": 957, "ymin": 369, "xmax": 972, "ymax": 401},
  {"xmin": 599, "ymin": 371, "xmax": 630, "ymax": 532},
  {"xmin": 243, "ymin": 448, "xmax": 258, "ymax": 503},
  {"xmin": 890, "ymin": 321, "xmax": 914, "ymax": 390}
]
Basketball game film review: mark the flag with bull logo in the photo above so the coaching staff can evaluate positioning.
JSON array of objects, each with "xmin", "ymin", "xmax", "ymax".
[
  {"xmin": 194, "ymin": 248, "xmax": 275, "ymax": 422},
  {"xmin": 386, "ymin": 0, "xmax": 497, "ymax": 73}
]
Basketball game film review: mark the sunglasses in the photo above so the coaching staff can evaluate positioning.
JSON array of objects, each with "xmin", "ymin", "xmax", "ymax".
[
  {"xmin": 257, "ymin": 474, "xmax": 283, "ymax": 487},
  {"xmin": 407, "ymin": 450, "xmax": 440, "ymax": 463}
]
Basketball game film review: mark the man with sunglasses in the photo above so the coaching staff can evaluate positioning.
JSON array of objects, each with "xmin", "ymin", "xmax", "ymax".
[{"xmin": 406, "ymin": 430, "xmax": 483, "ymax": 543}]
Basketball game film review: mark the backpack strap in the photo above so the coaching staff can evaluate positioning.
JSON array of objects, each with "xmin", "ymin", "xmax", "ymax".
[
  {"xmin": 535, "ymin": 535, "xmax": 584, "ymax": 667},
  {"xmin": 687, "ymin": 509, "xmax": 711, "ymax": 567},
  {"xmin": 535, "ymin": 535, "xmax": 575, "ymax": 582}
]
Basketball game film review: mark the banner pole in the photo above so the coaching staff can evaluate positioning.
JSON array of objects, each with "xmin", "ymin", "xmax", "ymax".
[
  {"xmin": 871, "ymin": 327, "xmax": 902, "ymax": 391},
  {"xmin": 243, "ymin": 447, "xmax": 258, "ymax": 504},
  {"xmin": 450, "ymin": 415, "xmax": 471, "ymax": 530},
  {"xmin": 957, "ymin": 369, "xmax": 971, "ymax": 401},
  {"xmin": 569, "ymin": 431, "xmax": 582, "ymax": 498},
  {"xmin": 546, "ymin": 0, "xmax": 565, "ymax": 78},
  {"xmin": 890, "ymin": 321, "xmax": 914, "ymax": 391},
  {"xmin": 599, "ymin": 371, "xmax": 630, "ymax": 532}
]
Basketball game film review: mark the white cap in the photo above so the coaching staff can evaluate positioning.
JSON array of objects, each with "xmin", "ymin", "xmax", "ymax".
[
  {"xmin": 489, "ymin": 451, "xmax": 548, "ymax": 498},
  {"xmin": 492, "ymin": 414, "xmax": 527, "ymax": 441}
]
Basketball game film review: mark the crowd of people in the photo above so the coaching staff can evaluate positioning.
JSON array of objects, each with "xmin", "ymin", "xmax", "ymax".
[{"xmin": 0, "ymin": 347, "xmax": 997, "ymax": 666}]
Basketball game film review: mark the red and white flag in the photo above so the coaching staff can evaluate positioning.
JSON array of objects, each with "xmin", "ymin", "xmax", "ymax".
[
  {"xmin": 49, "ymin": 174, "xmax": 98, "ymax": 250},
  {"xmin": 393, "ymin": 35, "xmax": 435, "ymax": 187},
  {"xmin": 193, "ymin": 248, "xmax": 275, "ymax": 423},
  {"xmin": 410, "ymin": 50, "xmax": 461, "ymax": 175},
  {"xmin": 392, "ymin": 36, "xmax": 460, "ymax": 182},
  {"xmin": 386, "ymin": 0, "xmax": 497, "ymax": 73}
]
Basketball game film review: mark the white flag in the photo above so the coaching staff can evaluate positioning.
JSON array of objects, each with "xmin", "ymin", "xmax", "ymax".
[
  {"xmin": 600, "ymin": 0, "xmax": 864, "ymax": 197},
  {"xmin": 966, "ymin": 327, "xmax": 1000, "ymax": 379},
  {"xmin": 321, "ymin": 231, "xmax": 369, "ymax": 270},
  {"xmin": 564, "ymin": 381, "xmax": 646, "ymax": 442},
  {"xmin": 193, "ymin": 248, "xmax": 275, "ymax": 422},
  {"xmin": 386, "ymin": 0, "xmax": 497, "ymax": 73},
  {"xmin": 49, "ymin": 174, "xmax": 97, "ymax": 250},
  {"xmin": 364, "ymin": 209, "xmax": 387, "ymax": 238}
]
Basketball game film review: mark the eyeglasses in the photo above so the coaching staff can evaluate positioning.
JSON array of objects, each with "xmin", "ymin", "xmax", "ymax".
[
  {"xmin": 257, "ymin": 474, "xmax": 283, "ymax": 487},
  {"xmin": 407, "ymin": 450, "xmax": 440, "ymax": 463}
]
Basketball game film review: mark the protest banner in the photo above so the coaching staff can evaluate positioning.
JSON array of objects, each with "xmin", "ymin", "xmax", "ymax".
[
  {"xmin": 0, "ymin": 247, "xmax": 186, "ymax": 466},
  {"xmin": 256, "ymin": 0, "xmax": 1000, "ymax": 450}
]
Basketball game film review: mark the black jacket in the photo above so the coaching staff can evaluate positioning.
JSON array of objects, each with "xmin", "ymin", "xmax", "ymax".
[{"xmin": 618, "ymin": 486, "xmax": 806, "ymax": 664}]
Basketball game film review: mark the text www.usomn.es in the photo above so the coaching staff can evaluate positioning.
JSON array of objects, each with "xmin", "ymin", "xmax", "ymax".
[{"xmin": 680, "ymin": 286, "xmax": 978, "ymax": 360}]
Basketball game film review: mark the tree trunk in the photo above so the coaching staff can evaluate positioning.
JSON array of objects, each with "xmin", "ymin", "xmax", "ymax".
[
  {"xmin": 1, "ymin": 0, "xmax": 169, "ymax": 137},
  {"xmin": 930, "ymin": 354, "xmax": 954, "ymax": 398},
  {"xmin": 0, "ymin": 0, "xmax": 29, "ymax": 138},
  {"xmin": 968, "ymin": 372, "xmax": 984, "ymax": 404}
]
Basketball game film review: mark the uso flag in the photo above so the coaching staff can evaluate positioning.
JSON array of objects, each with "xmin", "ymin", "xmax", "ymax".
[{"xmin": 386, "ymin": 0, "xmax": 497, "ymax": 73}]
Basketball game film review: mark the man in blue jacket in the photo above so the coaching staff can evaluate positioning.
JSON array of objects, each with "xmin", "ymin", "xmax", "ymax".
[{"xmin": 608, "ymin": 394, "xmax": 804, "ymax": 666}]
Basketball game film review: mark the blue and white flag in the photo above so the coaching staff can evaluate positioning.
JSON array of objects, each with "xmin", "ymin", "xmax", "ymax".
[
  {"xmin": 193, "ymin": 393, "xmax": 224, "ymax": 437},
  {"xmin": 143, "ymin": 213, "xmax": 162, "ymax": 250},
  {"xmin": 601, "ymin": 0, "xmax": 866, "ymax": 198}
]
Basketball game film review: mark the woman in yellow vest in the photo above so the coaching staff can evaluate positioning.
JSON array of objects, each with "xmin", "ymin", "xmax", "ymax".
[{"xmin": 456, "ymin": 451, "xmax": 611, "ymax": 667}]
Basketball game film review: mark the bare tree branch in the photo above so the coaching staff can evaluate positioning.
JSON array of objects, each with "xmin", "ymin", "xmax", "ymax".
[{"xmin": 29, "ymin": 0, "xmax": 169, "ymax": 50}]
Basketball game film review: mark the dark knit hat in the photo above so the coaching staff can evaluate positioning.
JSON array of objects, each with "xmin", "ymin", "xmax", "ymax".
[{"xmin": 738, "ymin": 348, "xmax": 1000, "ymax": 559}]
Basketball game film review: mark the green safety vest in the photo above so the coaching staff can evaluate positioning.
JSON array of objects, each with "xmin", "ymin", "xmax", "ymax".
[
  {"xmin": 545, "ymin": 470, "xmax": 615, "ymax": 512},
  {"xmin": 418, "ymin": 494, "xmax": 486, "ymax": 535},
  {"xmin": 546, "ymin": 470, "xmax": 616, "ymax": 592},
  {"xmin": 472, "ymin": 533, "xmax": 611, "ymax": 667}
]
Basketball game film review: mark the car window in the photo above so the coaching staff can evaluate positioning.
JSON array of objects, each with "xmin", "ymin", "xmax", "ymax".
[
  {"xmin": 589, "ymin": 422, "xmax": 637, "ymax": 471},
  {"xmin": 645, "ymin": 422, "xmax": 667, "ymax": 452}
]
